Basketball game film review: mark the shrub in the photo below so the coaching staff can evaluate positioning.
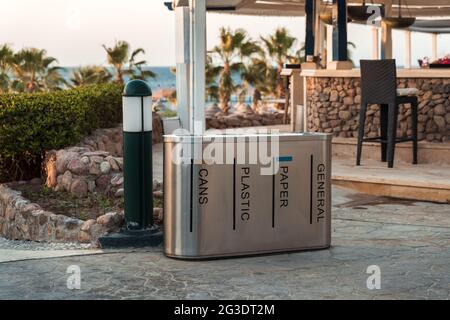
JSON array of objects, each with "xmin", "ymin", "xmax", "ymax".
[{"xmin": 0, "ymin": 83, "xmax": 123, "ymax": 182}]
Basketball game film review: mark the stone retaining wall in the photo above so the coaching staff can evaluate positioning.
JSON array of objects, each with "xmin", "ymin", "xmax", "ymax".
[
  {"xmin": 44, "ymin": 113, "xmax": 163, "ymax": 197},
  {"xmin": 206, "ymin": 111, "xmax": 288, "ymax": 129},
  {"xmin": 45, "ymin": 148, "xmax": 124, "ymax": 197},
  {"xmin": 0, "ymin": 183, "xmax": 124, "ymax": 245},
  {"xmin": 0, "ymin": 180, "xmax": 164, "ymax": 245},
  {"xmin": 306, "ymin": 77, "xmax": 450, "ymax": 142}
]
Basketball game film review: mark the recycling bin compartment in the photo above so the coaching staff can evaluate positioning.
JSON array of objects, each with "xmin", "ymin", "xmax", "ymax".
[{"xmin": 163, "ymin": 132, "xmax": 332, "ymax": 259}]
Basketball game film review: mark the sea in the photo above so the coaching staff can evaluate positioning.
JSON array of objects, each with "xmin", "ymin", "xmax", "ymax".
[
  {"xmin": 61, "ymin": 66, "xmax": 249, "ymax": 109},
  {"xmin": 61, "ymin": 66, "xmax": 177, "ymax": 91}
]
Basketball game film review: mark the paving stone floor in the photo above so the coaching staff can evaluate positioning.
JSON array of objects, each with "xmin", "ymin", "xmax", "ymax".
[{"xmin": 0, "ymin": 186, "xmax": 449, "ymax": 300}]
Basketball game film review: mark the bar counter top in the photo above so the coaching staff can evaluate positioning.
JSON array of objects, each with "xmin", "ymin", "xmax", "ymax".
[{"xmin": 301, "ymin": 68, "xmax": 450, "ymax": 78}]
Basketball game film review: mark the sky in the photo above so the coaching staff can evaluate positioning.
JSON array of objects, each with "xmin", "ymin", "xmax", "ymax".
[{"xmin": 1, "ymin": 0, "xmax": 449, "ymax": 67}]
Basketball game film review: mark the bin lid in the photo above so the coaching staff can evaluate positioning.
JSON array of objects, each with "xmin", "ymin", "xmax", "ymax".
[{"xmin": 163, "ymin": 132, "xmax": 332, "ymax": 143}]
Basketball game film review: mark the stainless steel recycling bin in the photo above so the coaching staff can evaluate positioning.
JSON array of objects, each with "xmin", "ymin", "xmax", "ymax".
[{"xmin": 163, "ymin": 132, "xmax": 332, "ymax": 259}]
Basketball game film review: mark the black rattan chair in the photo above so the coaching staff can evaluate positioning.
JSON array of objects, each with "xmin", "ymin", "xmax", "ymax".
[{"xmin": 357, "ymin": 59, "xmax": 418, "ymax": 168}]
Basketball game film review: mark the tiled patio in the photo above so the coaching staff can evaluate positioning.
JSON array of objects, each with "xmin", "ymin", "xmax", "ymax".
[{"xmin": 1, "ymin": 186, "xmax": 449, "ymax": 299}]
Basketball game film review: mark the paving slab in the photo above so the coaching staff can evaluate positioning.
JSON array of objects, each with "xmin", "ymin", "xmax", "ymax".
[
  {"xmin": 0, "ymin": 238, "xmax": 103, "ymax": 263},
  {"xmin": 0, "ymin": 186, "xmax": 449, "ymax": 300}
]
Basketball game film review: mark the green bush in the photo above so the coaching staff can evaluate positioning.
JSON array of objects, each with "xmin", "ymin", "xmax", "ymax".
[{"xmin": 0, "ymin": 83, "xmax": 123, "ymax": 182}]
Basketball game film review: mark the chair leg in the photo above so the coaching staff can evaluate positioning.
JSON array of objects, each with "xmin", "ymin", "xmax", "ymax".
[
  {"xmin": 387, "ymin": 103, "xmax": 399, "ymax": 168},
  {"xmin": 411, "ymin": 101, "xmax": 418, "ymax": 165},
  {"xmin": 380, "ymin": 104, "xmax": 388, "ymax": 162},
  {"xmin": 356, "ymin": 103, "xmax": 367, "ymax": 166}
]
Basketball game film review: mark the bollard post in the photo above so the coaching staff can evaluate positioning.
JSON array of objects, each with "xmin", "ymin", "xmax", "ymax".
[
  {"xmin": 98, "ymin": 80, "xmax": 162, "ymax": 248},
  {"xmin": 122, "ymin": 79, "xmax": 153, "ymax": 230}
]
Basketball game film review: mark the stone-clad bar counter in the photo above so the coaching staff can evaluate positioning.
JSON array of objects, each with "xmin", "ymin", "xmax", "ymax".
[{"xmin": 301, "ymin": 69, "xmax": 450, "ymax": 143}]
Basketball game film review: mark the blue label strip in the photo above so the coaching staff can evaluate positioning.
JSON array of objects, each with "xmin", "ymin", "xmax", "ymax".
[{"xmin": 277, "ymin": 156, "xmax": 293, "ymax": 162}]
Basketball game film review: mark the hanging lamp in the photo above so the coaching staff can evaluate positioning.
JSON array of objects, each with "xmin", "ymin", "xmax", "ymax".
[
  {"xmin": 383, "ymin": 0, "xmax": 416, "ymax": 28},
  {"xmin": 348, "ymin": 1, "xmax": 384, "ymax": 22}
]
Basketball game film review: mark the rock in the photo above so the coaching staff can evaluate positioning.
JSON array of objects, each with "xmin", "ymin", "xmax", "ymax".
[
  {"xmin": 61, "ymin": 171, "xmax": 73, "ymax": 191},
  {"xmin": 96, "ymin": 212, "xmax": 124, "ymax": 230},
  {"xmin": 241, "ymin": 119, "xmax": 252, "ymax": 127},
  {"xmin": 107, "ymin": 157, "xmax": 120, "ymax": 171},
  {"xmin": 89, "ymin": 223, "xmax": 106, "ymax": 242},
  {"xmin": 153, "ymin": 179, "xmax": 162, "ymax": 191},
  {"xmin": 91, "ymin": 156, "xmax": 104, "ymax": 163},
  {"xmin": 338, "ymin": 111, "xmax": 352, "ymax": 121},
  {"xmin": 153, "ymin": 190, "xmax": 163, "ymax": 198},
  {"xmin": 67, "ymin": 218, "xmax": 83, "ymax": 231},
  {"xmin": 97, "ymin": 141, "xmax": 106, "ymax": 151},
  {"xmin": 55, "ymin": 151, "xmax": 78, "ymax": 174},
  {"xmin": 70, "ymin": 179, "xmax": 88, "ymax": 196},
  {"xmin": 80, "ymin": 156, "xmax": 90, "ymax": 165},
  {"xmin": 96, "ymin": 212, "xmax": 114, "ymax": 228},
  {"xmin": 115, "ymin": 158, "xmax": 123, "ymax": 170},
  {"xmin": 88, "ymin": 162, "xmax": 101, "ymax": 175},
  {"xmin": 82, "ymin": 151, "xmax": 110, "ymax": 157},
  {"xmin": 96, "ymin": 175, "xmax": 111, "ymax": 191},
  {"xmin": 153, "ymin": 207, "xmax": 163, "ymax": 223},
  {"xmin": 343, "ymin": 97, "xmax": 354, "ymax": 105},
  {"xmin": 67, "ymin": 158, "xmax": 88, "ymax": 175},
  {"xmin": 330, "ymin": 90, "xmax": 339, "ymax": 102},
  {"xmin": 434, "ymin": 116, "xmax": 446, "ymax": 131},
  {"xmin": 100, "ymin": 161, "xmax": 111, "ymax": 174},
  {"xmin": 105, "ymin": 142, "xmax": 116, "ymax": 155},
  {"xmin": 205, "ymin": 104, "xmax": 222, "ymax": 117},
  {"xmin": 114, "ymin": 188, "xmax": 124, "ymax": 197},
  {"xmin": 112, "ymin": 132, "xmax": 121, "ymax": 143},
  {"xmin": 225, "ymin": 115, "xmax": 241, "ymax": 127},
  {"xmin": 110, "ymin": 174, "xmax": 124, "ymax": 186},
  {"xmin": 434, "ymin": 104, "xmax": 446, "ymax": 115},
  {"xmin": 87, "ymin": 180, "xmax": 96, "ymax": 192},
  {"xmin": 78, "ymin": 231, "xmax": 91, "ymax": 243},
  {"xmin": 81, "ymin": 219, "xmax": 96, "ymax": 232},
  {"xmin": 234, "ymin": 103, "xmax": 253, "ymax": 114}
]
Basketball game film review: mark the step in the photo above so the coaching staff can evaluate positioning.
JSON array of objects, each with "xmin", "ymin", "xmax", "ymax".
[
  {"xmin": 332, "ymin": 158, "xmax": 450, "ymax": 203},
  {"xmin": 333, "ymin": 137, "xmax": 450, "ymax": 165}
]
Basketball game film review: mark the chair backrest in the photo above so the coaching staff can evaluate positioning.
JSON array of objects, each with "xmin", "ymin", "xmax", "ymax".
[{"xmin": 360, "ymin": 59, "xmax": 397, "ymax": 104}]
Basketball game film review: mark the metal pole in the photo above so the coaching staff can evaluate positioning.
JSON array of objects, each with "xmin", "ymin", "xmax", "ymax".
[
  {"xmin": 175, "ymin": 5, "xmax": 191, "ymax": 130},
  {"xmin": 189, "ymin": 0, "xmax": 206, "ymax": 135},
  {"xmin": 122, "ymin": 80, "xmax": 153, "ymax": 230},
  {"xmin": 305, "ymin": 0, "xmax": 315, "ymax": 60},
  {"xmin": 332, "ymin": 0, "xmax": 348, "ymax": 61}
]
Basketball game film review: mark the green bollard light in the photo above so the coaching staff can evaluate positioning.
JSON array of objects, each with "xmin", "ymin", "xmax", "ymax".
[{"xmin": 122, "ymin": 80, "xmax": 153, "ymax": 230}]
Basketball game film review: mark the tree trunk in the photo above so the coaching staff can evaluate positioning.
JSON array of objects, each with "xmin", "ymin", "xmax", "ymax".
[
  {"xmin": 220, "ymin": 92, "xmax": 230, "ymax": 114},
  {"xmin": 115, "ymin": 66, "xmax": 123, "ymax": 84},
  {"xmin": 276, "ymin": 64, "xmax": 284, "ymax": 109},
  {"xmin": 252, "ymin": 89, "xmax": 261, "ymax": 111}
]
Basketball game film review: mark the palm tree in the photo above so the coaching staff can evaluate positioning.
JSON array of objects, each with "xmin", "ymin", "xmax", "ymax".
[
  {"xmin": 205, "ymin": 54, "xmax": 220, "ymax": 102},
  {"xmin": 260, "ymin": 28, "xmax": 298, "ymax": 103},
  {"xmin": 209, "ymin": 27, "xmax": 260, "ymax": 114},
  {"xmin": 240, "ymin": 55, "xmax": 277, "ymax": 111},
  {"xmin": 0, "ymin": 44, "xmax": 14, "ymax": 93},
  {"xmin": 103, "ymin": 41, "xmax": 129, "ymax": 83},
  {"xmin": 71, "ymin": 65, "xmax": 112, "ymax": 86},
  {"xmin": 126, "ymin": 48, "xmax": 156, "ymax": 80},
  {"xmin": 103, "ymin": 40, "xmax": 156, "ymax": 84},
  {"xmin": 12, "ymin": 48, "xmax": 66, "ymax": 93}
]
